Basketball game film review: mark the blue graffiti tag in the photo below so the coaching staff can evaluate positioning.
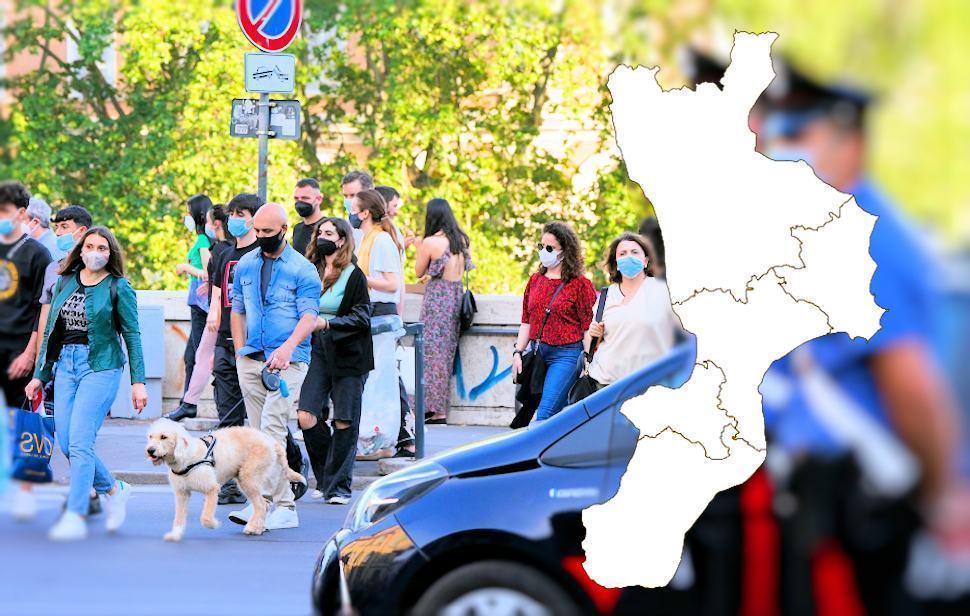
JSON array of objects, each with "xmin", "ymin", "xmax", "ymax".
[{"xmin": 453, "ymin": 345, "xmax": 513, "ymax": 401}]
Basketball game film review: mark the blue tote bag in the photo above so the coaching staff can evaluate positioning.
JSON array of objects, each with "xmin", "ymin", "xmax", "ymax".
[{"xmin": 8, "ymin": 401, "xmax": 55, "ymax": 484}]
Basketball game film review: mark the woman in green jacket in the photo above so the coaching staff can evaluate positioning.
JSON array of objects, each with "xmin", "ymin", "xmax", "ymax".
[{"xmin": 25, "ymin": 226, "xmax": 147, "ymax": 541}]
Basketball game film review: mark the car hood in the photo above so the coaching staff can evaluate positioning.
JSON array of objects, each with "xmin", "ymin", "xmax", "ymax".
[{"xmin": 429, "ymin": 405, "xmax": 591, "ymax": 476}]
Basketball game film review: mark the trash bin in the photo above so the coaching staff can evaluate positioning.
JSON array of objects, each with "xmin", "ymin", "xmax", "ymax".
[{"xmin": 111, "ymin": 304, "xmax": 166, "ymax": 419}]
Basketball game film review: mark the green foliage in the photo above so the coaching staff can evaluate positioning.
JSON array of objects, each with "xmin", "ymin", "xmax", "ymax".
[{"xmin": 295, "ymin": 0, "xmax": 642, "ymax": 292}]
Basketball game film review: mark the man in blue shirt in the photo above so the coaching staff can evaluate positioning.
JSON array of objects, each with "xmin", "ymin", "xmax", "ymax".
[
  {"xmin": 757, "ymin": 59, "xmax": 969, "ymax": 614},
  {"xmin": 229, "ymin": 203, "xmax": 321, "ymax": 530}
]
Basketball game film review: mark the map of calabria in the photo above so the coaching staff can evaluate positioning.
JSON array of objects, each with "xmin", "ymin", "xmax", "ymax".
[{"xmin": 581, "ymin": 31, "xmax": 884, "ymax": 588}]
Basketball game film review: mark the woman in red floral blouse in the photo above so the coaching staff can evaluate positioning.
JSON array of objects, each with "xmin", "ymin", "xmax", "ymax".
[{"xmin": 513, "ymin": 221, "xmax": 597, "ymax": 421}]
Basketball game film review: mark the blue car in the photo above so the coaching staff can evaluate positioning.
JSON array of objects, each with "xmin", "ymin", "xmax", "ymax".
[{"xmin": 312, "ymin": 341, "xmax": 700, "ymax": 615}]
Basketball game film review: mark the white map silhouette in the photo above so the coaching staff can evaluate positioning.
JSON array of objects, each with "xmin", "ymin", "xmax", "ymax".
[{"xmin": 582, "ymin": 32, "xmax": 883, "ymax": 588}]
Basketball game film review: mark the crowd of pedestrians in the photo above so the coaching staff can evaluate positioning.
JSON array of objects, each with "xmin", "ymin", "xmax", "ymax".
[{"xmin": 0, "ymin": 165, "xmax": 684, "ymax": 541}]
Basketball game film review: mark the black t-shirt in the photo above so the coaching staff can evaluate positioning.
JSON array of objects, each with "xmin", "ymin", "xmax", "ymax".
[
  {"xmin": 292, "ymin": 220, "xmax": 321, "ymax": 258},
  {"xmin": 210, "ymin": 239, "xmax": 259, "ymax": 349},
  {"xmin": 60, "ymin": 284, "xmax": 89, "ymax": 346},
  {"xmin": 0, "ymin": 235, "xmax": 52, "ymax": 349}
]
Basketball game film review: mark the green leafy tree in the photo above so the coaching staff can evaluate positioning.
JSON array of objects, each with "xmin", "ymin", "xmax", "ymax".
[
  {"xmin": 0, "ymin": 0, "xmax": 301, "ymax": 288},
  {"xmin": 294, "ymin": 0, "xmax": 644, "ymax": 292}
]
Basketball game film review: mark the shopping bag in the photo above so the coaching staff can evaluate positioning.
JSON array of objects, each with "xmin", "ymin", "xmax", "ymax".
[{"xmin": 9, "ymin": 402, "xmax": 55, "ymax": 483}]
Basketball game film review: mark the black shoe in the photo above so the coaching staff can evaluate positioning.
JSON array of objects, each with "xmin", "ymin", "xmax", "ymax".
[
  {"xmin": 88, "ymin": 494, "xmax": 102, "ymax": 516},
  {"xmin": 218, "ymin": 481, "xmax": 247, "ymax": 505},
  {"xmin": 165, "ymin": 402, "xmax": 198, "ymax": 422}
]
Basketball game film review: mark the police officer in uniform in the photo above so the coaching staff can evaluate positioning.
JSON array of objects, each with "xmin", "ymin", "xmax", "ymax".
[{"xmin": 756, "ymin": 58, "xmax": 970, "ymax": 615}]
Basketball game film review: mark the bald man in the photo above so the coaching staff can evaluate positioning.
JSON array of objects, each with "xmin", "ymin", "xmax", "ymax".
[{"xmin": 228, "ymin": 201, "xmax": 322, "ymax": 530}]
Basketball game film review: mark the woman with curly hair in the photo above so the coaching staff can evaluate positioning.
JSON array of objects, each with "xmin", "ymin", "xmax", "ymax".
[{"xmin": 512, "ymin": 221, "xmax": 596, "ymax": 422}]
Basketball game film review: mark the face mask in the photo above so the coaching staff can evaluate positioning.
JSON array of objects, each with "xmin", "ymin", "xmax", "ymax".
[
  {"xmin": 82, "ymin": 251, "xmax": 109, "ymax": 271},
  {"xmin": 56, "ymin": 233, "xmax": 77, "ymax": 252},
  {"xmin": 183, "ymin": 215, "xmax": 196, "ymax": 233},
  {"xmin": 617, "ymin": 255, "xmax": 646, "ymax": 279},
  {"xmin": 0, "ymin": 218, "xmax": 16, "ymax": 236},
  {"xmin": 343, "ymin": 198, "xmax": 353, "ymax": 214},
  {"xmin": 204, "ymin": 224, "xmax": 217, "ymax": 240},
  {"xmin": 295, "ymin": 201, "xmax": 315, "ymax": 218},
  {"xmin": 765, "ymin": 146, "xmax": 815, "ymax": 166},
  {"xmin": 227, "ymin": 217, "xmax": 250, "ymax": 238},
  {"xmin": 538, "ymin": 248, "xmax": 561, "ymax": 269},
  {"xmin": 349, "ymin": 213, "xmax": 363, "ymax": 229},
  {"xmin": 257, "ymin": 231, "xmax": 285, "ymax": 254},
  {"xmin": 315, "ymin": 238, "xmax": 338, "ymax": 257}
]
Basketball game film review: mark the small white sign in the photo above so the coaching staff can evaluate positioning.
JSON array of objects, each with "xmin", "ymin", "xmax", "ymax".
[{"xmin": 244, "ymin": 52, "xmax": 296, "ymax": 94}]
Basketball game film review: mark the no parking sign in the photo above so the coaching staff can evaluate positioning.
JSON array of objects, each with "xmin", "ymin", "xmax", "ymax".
[{"xmin": 236, "ymin": 0, "xmax": 303, "ymax": 52}]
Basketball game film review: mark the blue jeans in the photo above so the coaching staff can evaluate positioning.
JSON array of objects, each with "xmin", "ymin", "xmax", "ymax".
[
  {"xmin": 54, "ymin": 345, "xmax": 122, "ymax": 515},
  {"xmin": 535, "ymin": 342, "xmax": 583, "ymax": 422}
]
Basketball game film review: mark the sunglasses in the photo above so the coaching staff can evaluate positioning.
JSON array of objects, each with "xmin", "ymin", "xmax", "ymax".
[{"xmin": 537, "ymin": 243, "xmax": 559, "ymax": 253}]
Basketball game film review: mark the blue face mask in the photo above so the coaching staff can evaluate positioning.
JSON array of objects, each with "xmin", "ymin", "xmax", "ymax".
[
  {"xmin": 204, "ymin": 224, "xmax": 217, "ymax": 240},
  {"xmin": 0, "ymin": 218, "xmax": 16, "ymax": 236},
  {"xmin": 349, "ymin": 213, "xmax": 362, "ymax": 229},
  {"xmin": 343, "ymin": 198, "xmax": 353, "ymax": 214},
  {"xmin": 765, "ymin": 146, "xmax": 815, "ymax": 166},
  {"xmin": 56, "ymin": 233, "xmax": 77, "ymax": 252},
  {"xmin": 227, "ymin": 217, "xmax": 250, "ymax": 238},
  {"xmin": 617, "ymin": 255, "xmax": 646, "ymax": 279}
]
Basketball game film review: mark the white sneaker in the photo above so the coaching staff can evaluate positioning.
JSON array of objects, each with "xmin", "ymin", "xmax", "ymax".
[
  {"xmin": 326, "ymin": 495, "xmax": 350, "ymax": 505},
  {"xmin": 49, "ymin": 512, "xmax": 87, "ymax": 542},
  {"xmin": 103, "ymin": 481, "xmax": 131, "ymax": 532},
  {"xmin": 265, "ymin": 506, "xmax": 299, "ymax": 530},
  {"xmin": 228, "ymin": 503, "xmax": 254, "ymax": 526},
  {"xmin": 11, "ymin": 486, "xmax": 37, "ymax": 522},
  {"xmin": 310, "ymin": 489, "xmax": 324, "ymax": 500}
]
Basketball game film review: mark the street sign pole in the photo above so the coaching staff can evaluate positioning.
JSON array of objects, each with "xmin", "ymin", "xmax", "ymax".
[
  {"xmin": 257, "ymin": 93, "xmax": 270, "ymax": 203},
  {"xmin": 236, "ymin": 0, "xmax": 302, "ymax": 202}
]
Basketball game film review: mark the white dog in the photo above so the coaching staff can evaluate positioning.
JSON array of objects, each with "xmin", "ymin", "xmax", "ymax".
[{"xmin": 145, "ymin": 418, "xmax": 304, "ymax": 541}]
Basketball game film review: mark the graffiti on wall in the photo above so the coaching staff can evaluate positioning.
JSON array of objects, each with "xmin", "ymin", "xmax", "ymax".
[{"xmin": 453, "ymin": 345, "xmax": 513, "ymax": 401}]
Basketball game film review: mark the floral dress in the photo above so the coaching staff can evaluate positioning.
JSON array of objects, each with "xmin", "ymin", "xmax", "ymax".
[{"xmin": 420, "ymin": 252, "xmax": 472, "ymax": 418}]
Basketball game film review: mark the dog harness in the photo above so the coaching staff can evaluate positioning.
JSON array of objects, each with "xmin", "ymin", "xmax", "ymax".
[{"xmin": 171, "ymin": 435, "xmax": 217, "ymax": 476}]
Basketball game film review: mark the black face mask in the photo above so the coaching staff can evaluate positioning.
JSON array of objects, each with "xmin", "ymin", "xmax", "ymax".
[
  {"xmin": 295, "ymin": 201, "xmax": 315, "ymax": 218},
  {"xmin": 315, "ymin": 238, "xmax": 338, "ymax": 257},
  {"xmin": 258, "ymin": 231, "xmax": 285, "ymax": 254}
]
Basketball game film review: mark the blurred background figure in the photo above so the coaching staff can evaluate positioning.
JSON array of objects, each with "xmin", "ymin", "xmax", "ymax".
[
  {"xmin": 753, "ymin": 57, "xmax": 970, "ymax": 614},
  {"xmin": 25, "ymin": 197, "xmax": 59, "ymax": 260}
]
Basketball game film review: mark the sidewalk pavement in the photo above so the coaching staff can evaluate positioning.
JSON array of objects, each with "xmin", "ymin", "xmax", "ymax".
[{"xmin": 50, "ymin": 419, "xmax": 506, "ymax": 489}]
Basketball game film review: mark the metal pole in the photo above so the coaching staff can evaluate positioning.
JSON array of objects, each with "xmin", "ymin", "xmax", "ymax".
[
  {"xmin": 257, "ymin": 92, "xmax": 270, "ymax": 203},
  {"xmin": 412, "ymin": 323, "xmax": 426, "ymax": 459}
]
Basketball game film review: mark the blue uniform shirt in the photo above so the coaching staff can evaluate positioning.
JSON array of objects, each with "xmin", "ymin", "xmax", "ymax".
[
  {"xmin": 231, "ymin": 243, "xmax": 322, "ymax": 364},
  {"xmin": 762, "ymin": 178, "xmax": 943, "ymax": 455}
]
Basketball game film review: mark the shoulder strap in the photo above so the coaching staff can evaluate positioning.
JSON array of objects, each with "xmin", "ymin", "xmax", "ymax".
[
  {"xmin": 588, "ymin": 286, "xmax": 610, "ymax": 356},
  {"xmin": 110, "ymin": 276, "xmax": 121, "ymax": 333},
  {"xmin": 535, "ymin": 281, "xmax": 566, "ymax": 343},
  {"xmin": 6, "ymin": 234, "xmax": 30, "ymax": 260}
]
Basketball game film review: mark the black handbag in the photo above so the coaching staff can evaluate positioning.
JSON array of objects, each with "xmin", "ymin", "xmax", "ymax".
[
  {"xmin": 459, "ymin": 269, "xmax": 477, "ymax": 333},
  {"xmin": 510, "ymin": 282, "xmax": 566, "ymax": 429},
  {"xmin": 567, "ymin": 286, "xmax": 609, "ymax": 405}
]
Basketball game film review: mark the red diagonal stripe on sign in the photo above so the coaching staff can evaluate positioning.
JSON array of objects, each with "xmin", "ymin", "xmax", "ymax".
[{"xmin": 254, "ymin": 0, "xmax": 281, "ymax": 30}]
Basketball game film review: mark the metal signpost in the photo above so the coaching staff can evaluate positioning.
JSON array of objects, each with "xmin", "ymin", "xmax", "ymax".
[{"xmin": 234, "ymin": 0, "xmax": 303, "ymax": 202}]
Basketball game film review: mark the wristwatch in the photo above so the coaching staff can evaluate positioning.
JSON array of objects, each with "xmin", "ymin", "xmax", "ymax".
[{"xmin": 512, "ymin": 347, "xmax": 523, "ymax": 357}]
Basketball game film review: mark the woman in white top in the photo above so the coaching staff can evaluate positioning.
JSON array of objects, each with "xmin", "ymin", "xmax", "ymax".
[
  {"xmin": 350, "ymin": 190, "xmax": 405, "ymax": 459},
  {"xmin": 585, "ymin": 232, "xmax": 681, "ymax": 386}
]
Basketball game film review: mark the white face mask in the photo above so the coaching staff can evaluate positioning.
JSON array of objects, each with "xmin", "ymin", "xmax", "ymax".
[
  {"xmin": 538, "ymin": 248, "xmax": 562, "ymax": 269},
  {"xmin": 82, "ymin": 251, "xmax": 109, "ymax": 271},
  {"xmin": 184, "ymin": 215, "xmax": 196, "ymax": 233}
]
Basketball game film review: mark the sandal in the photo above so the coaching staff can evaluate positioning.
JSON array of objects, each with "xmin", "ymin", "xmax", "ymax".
[{"xmin": 426, "ymin": 417, "xmax": 447, "ymax": 425}]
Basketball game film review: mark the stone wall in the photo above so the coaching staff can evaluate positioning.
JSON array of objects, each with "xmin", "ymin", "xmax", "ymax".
[{"xmin": 138, "ymin": 290, "xmax": 520, "ymax": 426}]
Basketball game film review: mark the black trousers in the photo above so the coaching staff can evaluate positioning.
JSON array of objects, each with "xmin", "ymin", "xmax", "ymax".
[
  {"xmin": 776, "ymin": 455, "xmax": 920, "ymax": 616},
  {"xmin": 182, "ymin": 305, "xmax": 207, "ymax": 395},
  {"xmin": 300, "ymin": 371, "xmax": 365, "ymax": 499},
  {"xmin": 213, "ymin": 343, "xmax": 246, "ymax": 428},
  {"xmin": 0, "ymin": 337, "xmax": 32, "ymax": 409}
]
